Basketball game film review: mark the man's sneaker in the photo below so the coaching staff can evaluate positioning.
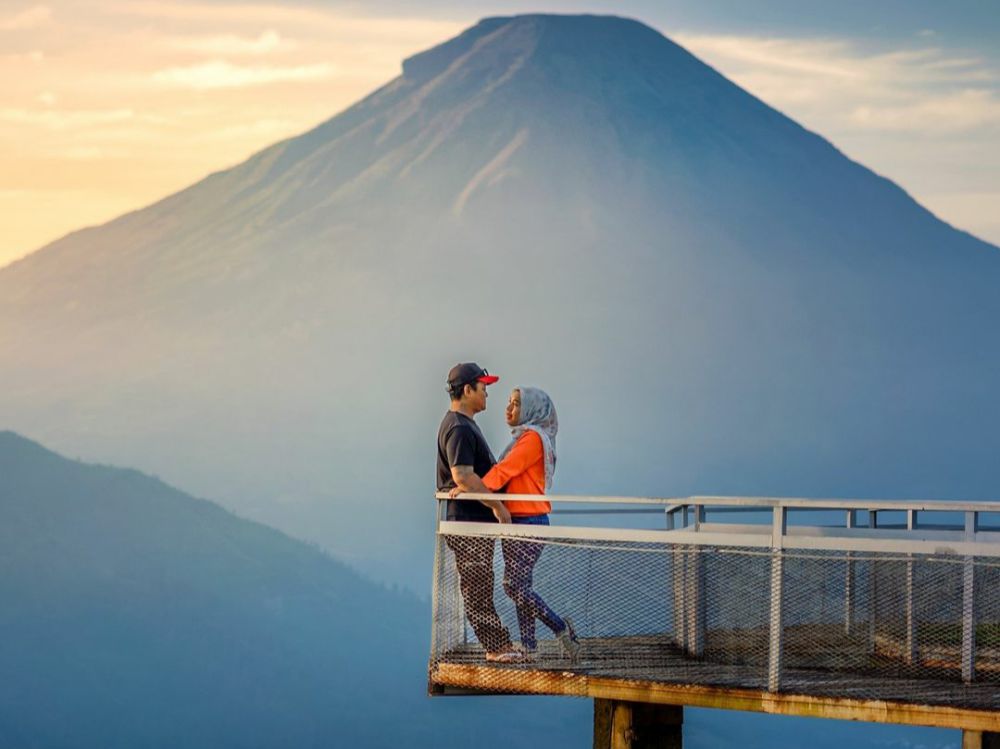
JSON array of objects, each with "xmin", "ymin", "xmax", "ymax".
[
  {"xmin": 485, "ymin": 649, "xmax": 526, "ymax": 664},
  {"xmin": 557, "ymin": 617, "xmax": 581, "ymax": 662},
  {"xmin": 514, "ymin": 643, "xmax": 538, "ymax": 662}
]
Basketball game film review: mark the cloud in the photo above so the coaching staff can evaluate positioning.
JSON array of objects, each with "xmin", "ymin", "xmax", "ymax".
[
  {"xmin": 0, "ymin": 5, "xmax": 52, "ymax": 31},
  {"xmin": 195, "ymin": 118, "xmax": 300, "ymax": 141},
  {"xmin": 61, "ymin": 146, "xmax": 108, "ymax": 160},
  {"xmin": 677, "ymin": 35, "xmax": 862, "ymax": 80},
  {"xmin": 107, "ymin": 1, "xmax": 464, "ymax": 43},
  {"xmin": 150, "ymin": 60, "xmax": 336, "ymax": 89},
  {"xmin": 0, "ymin": 107, "xmax": 135, "ymax": 129},
  {"xmin": 166, "ymin": 29, "xmax": 289, "ymax": 56},
  {"xmin": 675, "ymin": 32, "xmax": 1000, "ymax": 134},
  {"xmin": 851, "ymin": 89, "xmax": 1000, "ymax": 133}
]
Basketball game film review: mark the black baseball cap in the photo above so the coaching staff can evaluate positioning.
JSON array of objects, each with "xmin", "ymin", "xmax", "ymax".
[{"xmin": 447, "ymin": 362, "xmax": 499, "ymax": 389}]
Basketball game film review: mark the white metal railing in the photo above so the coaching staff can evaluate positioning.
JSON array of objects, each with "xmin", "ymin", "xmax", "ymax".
[
  {"xmin": 435, "ymin": 493, "xmax": 1000, "ymax": 558},
  {"xmin": 431, "ymin": 493, "xmax": 1000, "ymax": 695}
]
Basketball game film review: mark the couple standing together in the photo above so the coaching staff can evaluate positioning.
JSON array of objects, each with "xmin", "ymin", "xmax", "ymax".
[{"xmin": 436, "ymin": 362, "xmax": 580, "ymax": 664}]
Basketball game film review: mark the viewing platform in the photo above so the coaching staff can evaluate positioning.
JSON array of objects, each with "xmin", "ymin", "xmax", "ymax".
[{"xmin": 428, "ymin": 494, "xmax": 1000, "ymax": 746}]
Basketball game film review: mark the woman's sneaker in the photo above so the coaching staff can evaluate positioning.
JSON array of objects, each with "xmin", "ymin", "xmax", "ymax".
[
  {"xmin": 557, "ymin": 617, "xmax": 581, "ymax": 663},
  {"xmin": 514, "ymin": 643, "xmax": 538, "ymax": 662}
]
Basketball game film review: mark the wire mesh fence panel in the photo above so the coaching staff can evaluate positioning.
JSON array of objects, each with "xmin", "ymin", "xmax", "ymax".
[
  {"xmin": 975, "ymin": 562, "xmax": 1000, "ymax": 683},
  {"xmin": 430, "ymin": 525, "xmax": 1000, "ymax": 711}
]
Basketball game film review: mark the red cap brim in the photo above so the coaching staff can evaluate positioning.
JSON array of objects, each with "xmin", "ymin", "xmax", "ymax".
[{"xmin": 478, "ymin": 375, "xmax": 500, "ymax": 385}]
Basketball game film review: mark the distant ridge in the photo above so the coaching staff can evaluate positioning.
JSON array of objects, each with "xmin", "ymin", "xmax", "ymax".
[{"xmin": 0, "ymin": 430, "xmax": 589, "ymax": 747}]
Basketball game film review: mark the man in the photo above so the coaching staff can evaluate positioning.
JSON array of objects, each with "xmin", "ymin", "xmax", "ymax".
[{"xmin": 436, "ymin": 362, "xmax": 520, "ymax": 662}]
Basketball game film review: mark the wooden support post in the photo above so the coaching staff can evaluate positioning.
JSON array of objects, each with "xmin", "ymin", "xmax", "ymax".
[
  {"xmin": 594, "ymin": 699, "xmax": 683, "ymax": 749},
  {"xmin": 768, "ymin": 506, "xmax": 786, "ymax": 692},
  {"xmin": 962, "ymin": 730, "xmax": 1000, "ymax": 749}
]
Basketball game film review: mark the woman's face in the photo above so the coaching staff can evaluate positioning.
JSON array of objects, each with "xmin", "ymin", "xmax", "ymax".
[{"xmin": 505, "ymin": 389, "xmax": 521, "ymax": 427}]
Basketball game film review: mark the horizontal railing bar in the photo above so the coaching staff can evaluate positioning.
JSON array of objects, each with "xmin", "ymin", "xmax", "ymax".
[
  {"xmin": 437, "ymin": 493, "xmax": 684, "ymax": 506},
  {"xmin": 437, "ymin": 521, "xmax": 1000, "ymax": 558},
  {"xmin": 551, "ymin": 508, "xmax": 667, "ymax": 515},
  {"xmin": 440, "ymin": 521, "xmax": 772, "ymax": 549},
  {"xmin": 437, "ymin": 493, "xmax": 1000, "ymax": 513},
  {"xmin": 698, "ymin": 522, "xmax": 1000, "ymax": 545}
]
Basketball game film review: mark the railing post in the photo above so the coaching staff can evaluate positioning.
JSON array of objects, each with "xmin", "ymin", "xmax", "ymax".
[
  {"xmin": 905, "ymin": 509, "xmax": 917, "ymax": 666},
  {"xmin": 687, "ymin": 505, "xmax": 706, "ymax": 657},
  {"xmin": 768, "ymin": 505, "xmax": 786, "ymax": 692},
  {"xmin": 429, "ymin": 496, "xmax": 453, "ymax": 666},
  {"xmin": 683, "ymin": 543, "xmax": 705, "ymax": 658},
  {"xmin": 868, "ymin": 510, "xmax": 878, "ymax": 656},
  {"xmin": 671, "ymin": 542, "xmax": 686, "ymax": 650},
  {"xmin": 962, "ymin": 512, "xmax": 977, "ymax": 684},
  {"xmin": 845, "ymin": 509, "xmax": 855, "ymax": 636}
]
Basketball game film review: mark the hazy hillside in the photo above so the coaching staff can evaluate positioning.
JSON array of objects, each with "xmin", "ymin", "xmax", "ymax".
[
  {"xmin": 0, "ymin": 430, "xmax": 591, "ymax": 748},
  {"xmin": 0, "ymin": 431, "xmax": 957, "ymax": 747},
  {"xmin": 0, "ymin": 14, "xmax": 997, "ymax": 592}
]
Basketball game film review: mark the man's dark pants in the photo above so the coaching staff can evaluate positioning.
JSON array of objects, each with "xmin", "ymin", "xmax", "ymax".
[{"xmin": 446, "ymin": 534, "xmax": 512, "ymax": 653}]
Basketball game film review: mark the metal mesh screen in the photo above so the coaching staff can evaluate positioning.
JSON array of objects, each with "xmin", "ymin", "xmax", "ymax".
[{"xmin": 429, "ymin": 528, "xmax": 1000, "ymax": 711}]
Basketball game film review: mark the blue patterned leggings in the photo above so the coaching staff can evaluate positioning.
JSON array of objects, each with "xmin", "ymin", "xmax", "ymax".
[{"xmin": 501, "ymin": 515, "xmax": 566, "ymax": 650}]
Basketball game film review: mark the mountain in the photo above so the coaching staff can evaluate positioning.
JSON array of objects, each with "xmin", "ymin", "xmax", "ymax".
[
  {"xmin": 1, "ymin": 14, "xmax": 998, "ymax": 591},
  {"xmin": 0, "ymin": 430, "xmax": 591, "ymax": 747}
]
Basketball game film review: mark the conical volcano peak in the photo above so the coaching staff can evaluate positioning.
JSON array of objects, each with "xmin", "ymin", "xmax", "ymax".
[
  {"xmin": 390, "ymin": 11, "xmax": 754, "ymax": 171},
  {"xmin": 401, "ymin": 14, "xmax": 697, "ymax": 85}
]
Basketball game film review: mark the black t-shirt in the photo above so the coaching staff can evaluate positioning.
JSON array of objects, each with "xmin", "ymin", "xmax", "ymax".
[{"xmin": 436, "ymin": 411, "xmax": 497, "ymax": 522}]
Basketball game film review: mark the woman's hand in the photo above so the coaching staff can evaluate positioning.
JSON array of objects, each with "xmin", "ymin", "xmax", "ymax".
[{"xmin": 492, "ymin": 503, "xmax": 512, "ymax": 524}]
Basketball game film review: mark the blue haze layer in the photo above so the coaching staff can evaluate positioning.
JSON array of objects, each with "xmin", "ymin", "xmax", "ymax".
[{"xmin": 0, "ymin": 15, "xmax": 994, "ymax": 748}]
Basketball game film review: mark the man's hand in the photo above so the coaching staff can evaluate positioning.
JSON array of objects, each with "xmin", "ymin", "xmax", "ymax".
[{"xmin": 450, "ymin": 465, "xmax": 509, "ymax": 523}]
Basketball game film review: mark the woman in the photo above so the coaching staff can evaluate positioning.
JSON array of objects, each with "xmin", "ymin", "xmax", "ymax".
[{"xmin": 481, "ymin": 387, "xmax": 580, "ymax": 661}]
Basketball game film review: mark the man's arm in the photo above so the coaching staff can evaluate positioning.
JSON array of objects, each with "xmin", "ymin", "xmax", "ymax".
[{"xmin": 451, "ymin": 465, "xmax": 511, "ymax": 524}]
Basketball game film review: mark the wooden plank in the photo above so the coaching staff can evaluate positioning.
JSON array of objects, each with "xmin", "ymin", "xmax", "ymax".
[{"xmin": 431, "ymin": 663, "xmax": 1000, "ymax": 732}]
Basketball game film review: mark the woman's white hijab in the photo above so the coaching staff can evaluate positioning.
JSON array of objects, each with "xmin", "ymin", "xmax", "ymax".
[{"xmin": 498, "ymin": 386, "xmax": 558, "ymax": 491}]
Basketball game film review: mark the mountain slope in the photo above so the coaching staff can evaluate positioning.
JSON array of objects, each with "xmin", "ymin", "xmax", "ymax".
[
  {"xmin": 0, "ymin": 430, "xmax": 589, "ymax": 748},
  {"xmin": 0, "ymin": 14, "xmax": 997, "ymax": 589}
]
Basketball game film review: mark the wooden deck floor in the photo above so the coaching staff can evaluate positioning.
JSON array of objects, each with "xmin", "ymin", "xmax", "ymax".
[{"xmin": 429, "ymin": 634, "xmax": 1000, "ymax": 731}]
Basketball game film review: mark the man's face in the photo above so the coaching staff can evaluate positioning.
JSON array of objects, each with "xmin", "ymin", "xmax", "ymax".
[{"xmin": 465, "ymin": 381, "xmax": 488, "ymax": 413}]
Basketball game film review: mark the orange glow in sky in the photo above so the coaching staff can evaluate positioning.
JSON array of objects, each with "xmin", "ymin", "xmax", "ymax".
[{"xmin": 2, "ymin": 3, "xmax": 998, "ymax": 268}]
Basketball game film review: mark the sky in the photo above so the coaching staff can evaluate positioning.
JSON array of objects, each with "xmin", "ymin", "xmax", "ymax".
[{"xmin": 1, "ymin": 1, "xmax": 998, "ymax": 268}]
